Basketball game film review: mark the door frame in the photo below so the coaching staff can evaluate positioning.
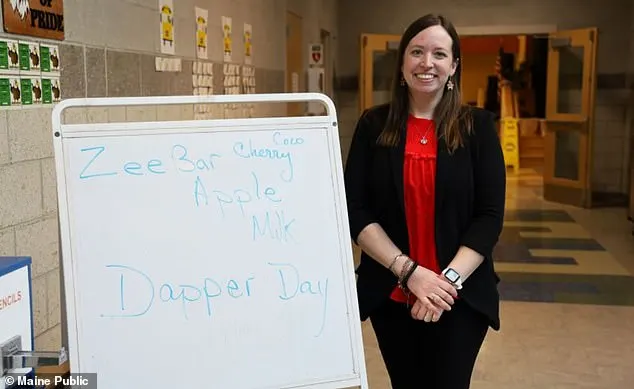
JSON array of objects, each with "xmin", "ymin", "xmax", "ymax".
[
  {"xmin": 359, "ymin": 33, "xmax": 401, "ymax": 114},
  {"xmin": 321, "ymin": 29, "xmax": 333, "ymax": 98},
  {"xmin": 542, "ymin": 27, "xmax": 598, "ymax": 208},
  {"xmin": 286, "ymin": 11, "xmax": 303, "ymax": 116}
]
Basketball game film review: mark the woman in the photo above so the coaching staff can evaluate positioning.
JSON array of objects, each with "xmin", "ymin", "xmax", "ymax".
[{"xmin": 344, "ymin": 14, "xmax": 506, "ymax": 389}]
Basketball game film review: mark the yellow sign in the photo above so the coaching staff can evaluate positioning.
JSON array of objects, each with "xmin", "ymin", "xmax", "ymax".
[
  {"xmin": 501, "ymin": 117, "xmax": 519, "ymax": 174},
  {"xmin": 197, "ymin": 17, "xmax": 207, "ymax": 49},
  {"xmin": 244, "ymin": 30, "xmax": 251, "ymax": 57},
  {"xmin": 161, "ymin": 5, "xmax": 173, "ymax": 44},
  {"xmin": 195, "ymin": 7, "xmax": 208, "ymax": 59},
  {"xmin": 222, "ymin": 16, "xmax": 232, "ymax": 62},
  {"xmin": 159, "ymin": 0, "xmax": 174, "ymax": 55}
]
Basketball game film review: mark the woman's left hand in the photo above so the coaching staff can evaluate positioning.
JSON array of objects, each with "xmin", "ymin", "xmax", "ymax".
[{"xmin": 411, "ymin": 298, "xmax": 443, "ymax": 322}]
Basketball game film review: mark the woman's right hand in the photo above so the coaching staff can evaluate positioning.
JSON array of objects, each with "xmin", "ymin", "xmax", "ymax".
[{"xmin": 406, "ymin": 266, "xmax": 458, "ymax": 312}]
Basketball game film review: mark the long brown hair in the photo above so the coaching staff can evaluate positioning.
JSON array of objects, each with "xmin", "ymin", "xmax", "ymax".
[{"xmin": 377, "ymin": 14, "xmax": 472, "ymax": 153}]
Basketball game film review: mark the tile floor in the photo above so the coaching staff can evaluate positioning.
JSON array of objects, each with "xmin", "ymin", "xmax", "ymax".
[{"xmin": 356, "ymin": 169, "xmax": 634, "ymax": 389}]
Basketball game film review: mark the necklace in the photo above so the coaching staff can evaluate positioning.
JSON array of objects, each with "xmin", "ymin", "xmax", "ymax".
[
  {"xmin": 413, "ymin": 122, "xmax": 433, "ymax": 145},
  {"xmin": 421, "ymin": 132, "xmax": 431, "ymax": 145}
]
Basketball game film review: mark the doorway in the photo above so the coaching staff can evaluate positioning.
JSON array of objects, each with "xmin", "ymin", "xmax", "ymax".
[
  {"xmin": 542, "ymin": 28, "xmax": 597, "ymax": 207},
  {"xmin": 358, "ymin": 33, "xmax": 400, "ymax": 114},
  {"xmin": 286, "ymin": 11, "xmax": 303, "ymax": 116},
  {"xmin": 321, "ymin": 29, "xmax": 333, "ymax": 98},
  {"xmin": 359, "ymin": 27, "xmax": 598, "ymax": 208}
]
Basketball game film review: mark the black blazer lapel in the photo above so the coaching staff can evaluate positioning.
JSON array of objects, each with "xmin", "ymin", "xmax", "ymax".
[{"xmin": 389, "ymin": 124, "xmax": 406, "ymax": 216}]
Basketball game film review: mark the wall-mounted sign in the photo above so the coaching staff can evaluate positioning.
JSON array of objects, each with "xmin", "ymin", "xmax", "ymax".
[
  {"xmin": 159, "ymin": 0, "xmax": 174, "ymax": 55},
  {"xmin": 308, "ymin": 44, "xmax": 323, "ymax": 67},
  {"xmin": 2, "ymin": 0, "xmax": 65, "ymax": 41}
]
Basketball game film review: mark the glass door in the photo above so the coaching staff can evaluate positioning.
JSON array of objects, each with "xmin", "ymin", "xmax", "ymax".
[
  {"xmin": 543, "ymin": 28, "xmax": 597, "ymax": 207},
  {"xmin": 359, "ymin": 34, "xmax": 401, "ymax": 114}
]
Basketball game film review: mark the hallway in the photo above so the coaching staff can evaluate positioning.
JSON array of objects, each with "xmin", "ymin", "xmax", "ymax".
[{"xmin": 359, "ymin": 169, "xmax": 634, "ymax": 388}]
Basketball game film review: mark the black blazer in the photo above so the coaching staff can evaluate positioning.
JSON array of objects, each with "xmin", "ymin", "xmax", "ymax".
[{"xmin": 344, "ymin": 103, "xmax": 506, "ymax": 330}]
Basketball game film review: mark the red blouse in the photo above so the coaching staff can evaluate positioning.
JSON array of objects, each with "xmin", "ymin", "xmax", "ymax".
[{"xmin": 391, "ymin": 115, "xmax": 441, "ymax": 304}]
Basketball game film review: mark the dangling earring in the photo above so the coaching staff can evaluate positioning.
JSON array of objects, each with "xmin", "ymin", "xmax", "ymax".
[
  {"xmin": 400, "ymin": 76, "xmax": 405, "ymax": 86},
  {"xmin": 447, "ymin": 77, "xmax": 454, "ymax": 90}
]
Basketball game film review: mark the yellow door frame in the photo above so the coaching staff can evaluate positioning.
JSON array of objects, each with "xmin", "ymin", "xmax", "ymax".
[
  {"xmin": 359, "ymin": 33, "xmax": 401, "ymax": 114},
  {"xmin": 543, "ymin": 28, "xmax": 598, "ymax": 207}
]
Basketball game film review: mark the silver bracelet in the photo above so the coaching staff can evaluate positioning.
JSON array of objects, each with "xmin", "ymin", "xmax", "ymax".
[{"xmin": 388, "ymin": 253, "xmax": 406, "ymax": 273}]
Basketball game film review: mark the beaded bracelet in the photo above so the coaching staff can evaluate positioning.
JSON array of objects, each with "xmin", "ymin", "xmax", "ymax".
[
  {"xmin": 395, "ymin": 259, "xmax": 417, "ymax": 307},
  {"xmin": 398, "ymin": 258, "xmax": 418, "ymax": 291}
]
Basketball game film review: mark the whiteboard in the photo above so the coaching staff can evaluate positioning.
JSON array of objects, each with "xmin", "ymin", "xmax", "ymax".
[{"xmin": 52, "ymin": 93, "xmax": 368, "ymax": 389}]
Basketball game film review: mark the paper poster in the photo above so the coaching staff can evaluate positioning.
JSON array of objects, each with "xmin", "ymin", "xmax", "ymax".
[
  {"xmin": 195, "ymin": 7, "xmax": 208, "ymax": 59},
  {"xmin": 18, "ymin": 41, "xmax": 40, "ymax": 73},
  {"xmin": 159, "ymin": 0, "xmax": 175, "ymax": 55},
  {"xmin": 291, "ymin": 72, "xmax": 299, "ymax": 92},
  {"xmin": 20, "ymin": 76, "xmax": 43, "ymax": 105},
  {"xmin": 40, "ymin": 44, "xmax": 60, "ymax": 74},
  {"xmin": 0, "ymin": 38, "xmax": 20, "ymax": 73},
  {"xmin": 243, "ymin": 23, "xmax": 252, "ymax": 65},
  {"xmin": 223, "ymin": 63, "xmax": 241, "ymax": 118},
  {"xmin": 241, "ymin": 66, "xmax": 256, "ymax": 118},
  {"xmin": 0, "ymin": 77, "xmax": 21, "ymax": 106},
  {"xmin": 222, "ymin": 16, "xmax": 232, "ymax": 62}
]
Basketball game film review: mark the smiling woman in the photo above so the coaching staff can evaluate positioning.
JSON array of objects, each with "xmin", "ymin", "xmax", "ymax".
[
  {"xmin": 401, "ymin": 25, "xmax": 457, "ymax": 112},
  {"xmin": 344, "ymin": 13, "xmax": 506, "ymax": 389}
]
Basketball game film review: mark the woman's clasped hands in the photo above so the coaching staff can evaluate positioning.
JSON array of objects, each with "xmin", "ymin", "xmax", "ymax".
[{"xmin": 406, "ymin": 266, "xmax": 458, "ymax": 322}]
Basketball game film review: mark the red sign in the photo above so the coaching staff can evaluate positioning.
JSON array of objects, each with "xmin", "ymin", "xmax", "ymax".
[{"xmin": 309, "ymin": 44, "xmax": 323, "ymax": 66}]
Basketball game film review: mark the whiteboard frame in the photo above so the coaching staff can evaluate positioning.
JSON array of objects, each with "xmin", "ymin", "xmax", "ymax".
[{"xmin": 51, "ymin": 93, "xmax": 369, "ymax": 389}]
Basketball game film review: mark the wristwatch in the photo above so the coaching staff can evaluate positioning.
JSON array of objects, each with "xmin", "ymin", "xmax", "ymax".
[{"xmin": 442, "ymin": 268, "xmax": 463, "ymax": 290}]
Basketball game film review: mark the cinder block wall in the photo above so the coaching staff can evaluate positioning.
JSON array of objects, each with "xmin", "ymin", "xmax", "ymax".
[
  {"xmin": 335, "ymin": 0, "xmax": 634, "ymax": 198},
  {"xmin": 2, "ymin": 0, "xmax": 634, "ymax": 354},
  {"xmin": 0, "ymin": 0, "xmax": 336, "ymax": 351}
]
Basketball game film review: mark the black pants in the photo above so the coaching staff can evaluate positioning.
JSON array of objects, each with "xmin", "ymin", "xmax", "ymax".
[{"xmin": 369, "ymin": 298, "xmax": 489, "ymax": 389}]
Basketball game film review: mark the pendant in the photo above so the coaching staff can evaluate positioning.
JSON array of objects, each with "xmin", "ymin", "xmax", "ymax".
[{"xmin": 420, "ymin": 137, "xmax": 428, "ymax": 145}]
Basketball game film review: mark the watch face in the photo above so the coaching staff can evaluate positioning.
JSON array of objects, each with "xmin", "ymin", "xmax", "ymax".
[{"xmin": 445, "ymin": 269, "xmax": 460, "ymax": 282}]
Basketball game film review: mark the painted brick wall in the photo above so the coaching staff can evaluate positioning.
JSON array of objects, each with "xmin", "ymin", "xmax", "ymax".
[
  {"xmin": 0, "ymin": 0, "xmax": 337, "ymax": 352},
  {"xmin": 2, "ymin": 0, "xmax": 633, "ymax": 357}
]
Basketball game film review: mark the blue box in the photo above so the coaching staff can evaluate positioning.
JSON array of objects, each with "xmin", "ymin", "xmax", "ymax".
[{"xmin": 0, "ymin": 256, "xmax": 35, "ymax": 388}]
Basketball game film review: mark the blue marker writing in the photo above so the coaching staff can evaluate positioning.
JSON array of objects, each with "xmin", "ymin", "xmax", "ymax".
[
  {"xmin": 172, "ymin": 144, "xmax": 221, "ymax": 173},
  {"xmin": 252, "ymin": 210, "xmax": 295, "ymax": 243},
  {"xmin": 194, "ymin": 176, "xmax": 209, "ymax": 206},
  {"xmin": 232, "ymin": 139, "xmax": 294, "ymax": 182},
  {"xmin": 194, "ymin": 172, "xmax": 282, "ymax": 216},
  {"xmin": 100, "ymin": 264, "xmax": 255, "ymax": 320},
  {"xmin": 100, "ymin": 264, "xmax": 154, "ymax": 318},
  {"xmin": 79, "ymin": 146, "xmax": 117, "ymax": 179},
  {"xmin": 273, "ymin": 131, "xmax": 304, "ymax": 146},
  {"xmin": 267, "ymin": 262, "xmax": 329, "ymax": 337}
]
